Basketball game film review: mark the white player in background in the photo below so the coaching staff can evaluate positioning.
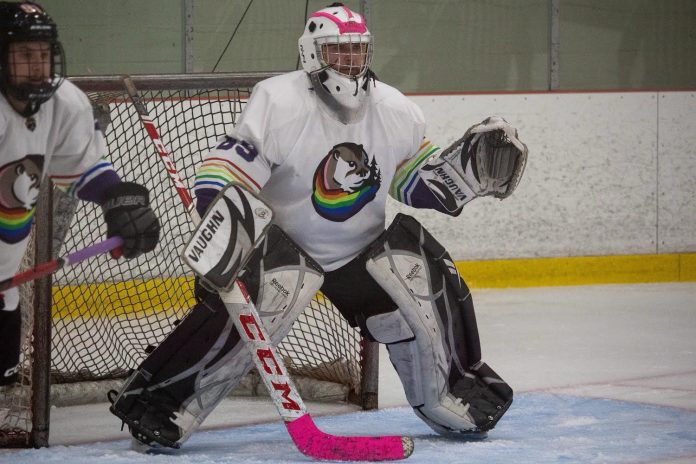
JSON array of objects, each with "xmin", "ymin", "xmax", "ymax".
[
  {"xmin": 0, "ymin": 1, "xmax": 160, "ymax": 386},
  {"xmin": 110, "ymin": 2, "xmax": 527, "ymax": 449}
]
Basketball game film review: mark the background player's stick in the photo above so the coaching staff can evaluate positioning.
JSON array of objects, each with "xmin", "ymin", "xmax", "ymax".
[
  {"xmin": 122, "ymin": 76, "xmax": 413, "ymax": 461},
  {"xmin": 0, "ymin": 236, "xmax": 123, "ymax": 292}
]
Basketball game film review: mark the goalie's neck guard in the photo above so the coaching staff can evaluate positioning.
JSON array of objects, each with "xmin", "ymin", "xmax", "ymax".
[{"xmin": 308, "ymin": 68, "xmax": 375, "ymax": 125}]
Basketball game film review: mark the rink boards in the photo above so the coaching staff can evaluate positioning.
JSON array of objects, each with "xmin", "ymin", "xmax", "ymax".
[{"xmin": 47, "ymin": 89, "xmax": 696, "ymax": 317}]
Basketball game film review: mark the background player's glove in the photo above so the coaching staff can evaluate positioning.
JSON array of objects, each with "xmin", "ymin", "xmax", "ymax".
[{"xmin": 101, "ymin": 182, "xmax": 160, "ymax": 259}]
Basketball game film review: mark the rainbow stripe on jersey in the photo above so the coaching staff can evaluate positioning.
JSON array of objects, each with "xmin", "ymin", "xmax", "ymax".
[
  {"xmin": 389, "ymin": 138, "xmax": 440, "ymax": 205},
  {"xmin": 312, "ymin": 173, "xmax": 379, "ymax": 222},
  {"xmin": 51, "ymin": 158, "xmax": 117, "ymax": 197},
  {"xmin": 194, "ymin": 157, "xmax": 261, "ymax": 194}
]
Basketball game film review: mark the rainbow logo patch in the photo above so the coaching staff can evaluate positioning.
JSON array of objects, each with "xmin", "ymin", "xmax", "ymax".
[
  {"xmin": 0, "ymin": 204, "xmax": 35, "ymax": 244},
  {"xmin": 311, "ymin": 142, "xmax": 380, "ymax": 222},
  {"xmin": 0, "ymin": 155, "xmax": 43, "ymax": 244}
]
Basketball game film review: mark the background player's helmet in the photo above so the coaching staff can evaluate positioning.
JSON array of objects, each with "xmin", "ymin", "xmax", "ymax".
[
  {"xmin": 0, "ymin": 1, "xmax": 65, "ymax": 116},
  {"xmin": 298, "ymin": 3, "xmax": 374, "ymax": 124}
]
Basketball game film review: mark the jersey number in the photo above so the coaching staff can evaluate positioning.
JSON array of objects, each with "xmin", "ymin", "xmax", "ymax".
[{"xmin": 217, "ymin": 136, "xmax": 258, "ymax": 162}]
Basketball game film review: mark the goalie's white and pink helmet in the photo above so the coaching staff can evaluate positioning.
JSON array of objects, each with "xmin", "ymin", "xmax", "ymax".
[{"xmin": 298, "ymin": 2, "xmax": 374, "ymax": 124}]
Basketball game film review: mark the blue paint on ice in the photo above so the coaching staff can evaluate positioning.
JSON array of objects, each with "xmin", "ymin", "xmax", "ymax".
[{"xmin": 5, "ymin": 393, "xmax": 696, "ymax": 463}]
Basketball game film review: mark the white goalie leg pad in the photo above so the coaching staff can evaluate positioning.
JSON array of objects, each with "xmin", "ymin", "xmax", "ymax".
[
  {"xmin": 365, "ymin": 240, "xmax": 477, "ymax": 431},
  {"xmin": 176, "ymin": 225, "xmax": 324, "ymax": 443},
  {"xmin": 364, "ymin": 213, "xmax": 512, "ymax": 436},
  {"xmin": 364, "ymin": 270, "xmax": 479, "ymax": 433},
  {"xmin": 112, "ymin": 225, "xmax": 323, "ymax": 448}
]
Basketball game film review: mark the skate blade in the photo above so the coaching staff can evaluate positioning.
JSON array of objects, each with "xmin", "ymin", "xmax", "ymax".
[{"xmin": 130, "ymin": 437, "xmax": 177, "ymax": 454}]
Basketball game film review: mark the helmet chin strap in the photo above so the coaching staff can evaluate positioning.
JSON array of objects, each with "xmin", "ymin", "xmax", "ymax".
[
  {"xmin": 308, "ymin": 68, "xmax": 374, "ymax": 125},
  {"xmin": 18, "ymin": 99, "xmax": 40, "ymax": 118},
  {"xmin": 2, "ymin": 84, "xmax": 48, "ymax": 117}
]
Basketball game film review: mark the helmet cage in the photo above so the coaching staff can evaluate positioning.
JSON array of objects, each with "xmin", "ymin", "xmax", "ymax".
[
  {"xmin": 314, "ymin": 34, "xmax": 373, "ymax": 79},
  {"xmin": 2, "ymin": 40, "xmax": 65, "ymax": 105}
]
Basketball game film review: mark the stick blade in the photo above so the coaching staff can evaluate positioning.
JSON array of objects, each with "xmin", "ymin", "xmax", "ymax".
[{"xmin": 286, "ymin": 413, "xmax": 414, "ymax": 461}]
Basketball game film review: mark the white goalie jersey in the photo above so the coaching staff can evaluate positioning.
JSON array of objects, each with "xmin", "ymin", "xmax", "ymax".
[
  {"xmin": 0, "ymin": 80, "xmax": 116, "ymax": 310},
  {"xmin": 195, "ymin": 70, "xmax": 427, "ymax": 271}
]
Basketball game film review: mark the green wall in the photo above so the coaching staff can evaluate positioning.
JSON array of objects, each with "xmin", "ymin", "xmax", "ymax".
[
  {"xmin": 368, "ymin": 0, "xmax": 549, "ymax": 92},
  {"xmin": 39, "ymin": 0, "xmax": 696, "ymax": 92},
  {"xmin": 560, "ymin": 0, "xmax": 696, "ymax": 89},
  {"xmin": 41, "ymin": 0, "xmax": 182, "ymax": 75}
]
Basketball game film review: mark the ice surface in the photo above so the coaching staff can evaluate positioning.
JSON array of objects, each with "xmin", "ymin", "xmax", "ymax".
[
  {"xmin": 1, "ymin": 283, "xmax": 694, "ymax": 463},
  {"xmin": 4, "ymin": 393, "xmax": 696, "ymax": 464}
]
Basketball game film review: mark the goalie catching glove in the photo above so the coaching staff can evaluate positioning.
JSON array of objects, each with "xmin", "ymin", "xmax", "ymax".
[
  {"xmin": 420, "ymin": 116, "xmax": 528, "ymax": 214},
  {"xmin": 101, "ymin": 182, "xmax": 160, "ymax": 259}
]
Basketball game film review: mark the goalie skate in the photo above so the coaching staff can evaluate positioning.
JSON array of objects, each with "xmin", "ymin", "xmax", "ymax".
[{"xmin": 109, "ymin": 376, "xmax": 184, "ymax": 448}]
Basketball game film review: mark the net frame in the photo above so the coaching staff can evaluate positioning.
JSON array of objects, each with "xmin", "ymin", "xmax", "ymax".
[{"xmin": 0, "ymin": 72, "xmax": 378, "ymax": 448}]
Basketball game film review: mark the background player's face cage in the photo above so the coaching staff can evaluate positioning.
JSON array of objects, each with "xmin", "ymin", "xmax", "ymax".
[{"xmin": 0, "ymin": 73, "xmax": 378, "ymax": 448}]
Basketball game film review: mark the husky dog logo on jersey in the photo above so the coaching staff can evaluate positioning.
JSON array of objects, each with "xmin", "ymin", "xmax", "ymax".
[
  {"xmin": 312, "ymin": 142, "xmax": 381, "ymax": 222},
  {"xmin": 0, "ymin": 155, "xmax": 44, "ymax": 243}
]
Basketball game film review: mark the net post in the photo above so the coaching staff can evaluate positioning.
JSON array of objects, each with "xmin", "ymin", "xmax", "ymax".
[
  {"xmin": 30, "ymin": 183, "xmax": 53, "ymax": 448},
  {"xmin": 359, "ymin": 338, "xmax": 379, "ymax": 410}
]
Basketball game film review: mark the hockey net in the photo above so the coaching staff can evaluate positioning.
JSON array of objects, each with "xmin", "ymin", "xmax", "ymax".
[{"xmin": 0, "ymin": 73, "xmax": 378, "ymax": 447}]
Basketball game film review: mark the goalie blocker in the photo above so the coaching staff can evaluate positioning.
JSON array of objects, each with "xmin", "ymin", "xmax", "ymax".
[
  {"xmin": 363, "ymin": 213, "xmax": 513, "ymax": 437},
  {"xmin": 108, "ymin": 184, "xmax": 323, "ymax": 448}
]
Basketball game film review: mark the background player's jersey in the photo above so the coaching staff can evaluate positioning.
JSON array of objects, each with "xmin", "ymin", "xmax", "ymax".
[
  {"xmin": 0, "ymin": 80, "xmax": 119, "ymax": 310},
  {"xmin": 195, "ymin": 71, "xmax": 427, "ymax": 271}
]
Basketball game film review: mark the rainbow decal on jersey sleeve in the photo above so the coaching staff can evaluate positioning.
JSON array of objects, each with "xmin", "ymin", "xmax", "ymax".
[
  {"xmin": 194, "ymin": 157, "xmax": 261, "ymax": 194},
  {"xmin": 389, "ymin": 138, "xmax": 440, "ymax": 205},
  {"xmin": 51, "ymin": 158, "xmax": 117, "ymax": 197},
  {"xmin": 0, "ymin": 204, "xmax": 35, "ymax": 244}
]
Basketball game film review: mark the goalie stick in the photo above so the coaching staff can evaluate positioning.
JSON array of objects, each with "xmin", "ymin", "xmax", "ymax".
[
  {"xmin": 0, "ymin": 236, "xmax": 123, "ymax": 292},
  {"xmin": 122, "ymin": 76, "xmax": 414, "ymax": 461}
]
